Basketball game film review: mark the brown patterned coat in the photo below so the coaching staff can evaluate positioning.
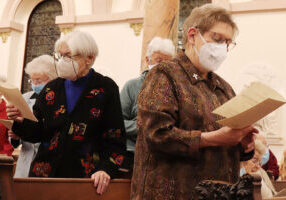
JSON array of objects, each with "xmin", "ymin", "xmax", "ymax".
[{"xmin": 131, "ymin": 54, "xmax": 252, "ymax": 200}]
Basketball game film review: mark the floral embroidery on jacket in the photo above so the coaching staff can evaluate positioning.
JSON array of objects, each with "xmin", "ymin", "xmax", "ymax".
[
  {"xmin": 102, "ymin": 129, "xmax": 121, "ymax": 138},
  {"xmin": 86, "ymin": 88, "xmax": 104, "ymax": 98},
  {"xmin": 32, "ymin": 162, "xmax": 52, "ymax": 177},
  {"xmin": 54, "ymin": 105, "xmax": 66, "ymax": 119},
  {"xmin": 81, "ymin": 154, "xmax": 96, "ymax": 177},
  {"xmin": 109, "ymin": 153, "xmax": 124, "ymax": 166},
  {"xmin": 45, "ymin": 89, "xmax": 55, "ymax": 105},
  {"xmin": 68, "ymin": 123, "xmax": 87, "ymax": 141},
  {"xmin": 49, "ymin": 132, "xmax": 60, "ymax": 151},
  {"xmin": 89, "ymin": 108, "xmax": 101, "ymax": 119}
]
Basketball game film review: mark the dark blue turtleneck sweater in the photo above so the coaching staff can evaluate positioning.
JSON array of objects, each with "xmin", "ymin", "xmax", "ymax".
[{"xmin": 64, "ymin": 69, "xmax": 93, "ymax": 114}]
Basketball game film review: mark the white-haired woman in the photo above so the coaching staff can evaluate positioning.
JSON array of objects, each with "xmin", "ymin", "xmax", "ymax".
[
  {"xmin": 9, "ymin": 55, "xmax": 57, "ymax": 178},
  {"xmin": 7, "ymin": 31, "xmax": 126, "ymax": 195},
  {"xmin": 120, "ymin": 37, "xmax": 175, "ymax": 174}
]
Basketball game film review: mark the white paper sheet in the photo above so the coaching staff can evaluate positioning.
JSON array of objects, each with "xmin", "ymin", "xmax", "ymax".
[
  {"xmin": 0, "ymin": 82, "xmax": 38, "ymax": 122},
  {"xmin": 213, "ymin": 82, "xmax": 286, "ymax": 129}
]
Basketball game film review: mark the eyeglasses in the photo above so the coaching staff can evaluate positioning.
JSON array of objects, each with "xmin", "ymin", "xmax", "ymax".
[
  {"xmin": 207, "ymin": 31, "xmax": 237, "ymax": 51},
  {"xmin": 53, "ymin": 52, "xmax": 80, "ymax": 62},
  {"xmin": 28, "ymin": 78, "xmax": 48, "ymax": 85}
]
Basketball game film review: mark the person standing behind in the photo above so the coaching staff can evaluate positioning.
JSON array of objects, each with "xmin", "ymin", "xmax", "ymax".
[
  {"xmin": 120, "ymin": 37, "xmax": 175, "ymax": 170},
  {"xmin": 0, "ymin": 76, "xmax": 14, "ymax": 156},
  {"xmin": 9, "ymin": 55, "xmax": 57, "ymax": 178}
]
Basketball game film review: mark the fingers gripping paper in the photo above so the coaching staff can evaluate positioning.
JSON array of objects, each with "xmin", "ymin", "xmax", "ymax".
[
  {"xmin": 0, "ymin": 83, "xmax": 38, "ymax": 122},
  {"xmin": 212, "ymin": 82, "xmax": 286, "ymax": 129}
]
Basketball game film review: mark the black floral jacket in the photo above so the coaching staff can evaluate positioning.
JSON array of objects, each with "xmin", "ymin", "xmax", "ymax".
[{"xmin": 13, "ymin": 69, "xmax": 126, "ymax": 178}]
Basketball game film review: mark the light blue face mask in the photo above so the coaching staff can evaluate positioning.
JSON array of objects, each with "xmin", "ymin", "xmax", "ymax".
[
  {"xmin": 32, "ymin": 84, "xmax": 45, "ymax": 94},
  {"xmin": 240, "ymin": 167, "xmax": 246, "ymax": 176},
  {"xmin": 261, "ymin": 149, "xmax": 270, "ymax": 166}
]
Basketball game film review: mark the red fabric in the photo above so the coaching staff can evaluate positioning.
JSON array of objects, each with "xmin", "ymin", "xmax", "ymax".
[
  {"xmin": 262, "ymin": 149, "xmax": 279, "ymax": 180},
  {"xmin": 0, "ymin": 99, "xmax": 13, "ymax": 156}
]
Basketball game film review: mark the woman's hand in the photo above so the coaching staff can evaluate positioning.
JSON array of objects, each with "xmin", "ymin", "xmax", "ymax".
[
  {"xmin": 8, "ymin": 130, "xmax": 20, "ymax": 140},
  {"xmin": 241, "ymin": 132, "xmax": 256, "ymax": 153},
  {"xmin": 91, "ymin": 171, "xmax": 110, "ymax": 195},
  {"xmin": 6, "ymin": 104, "xmax": 24, "ymax": 123},
  {"xmin": 201, "ymin": 126, "xmax": 258, "ymax": 147}
]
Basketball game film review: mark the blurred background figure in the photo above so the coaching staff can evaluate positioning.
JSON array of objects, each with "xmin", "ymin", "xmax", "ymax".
[
  {"xmin": 255, "ymin": 135, "xmax": 279, "ymax": 180},
  {"xmin": 120, "ymin": 37, "xmax": 175, "ymax": 172},
  {"xmin": 241, "ymin": 139, "xmax": 277, "ymax": 199},
  {"xmin": 0, "ymin": 76, "xmax": 14, "ymax": 156},
  {"xmin": 9, "ymin": 55, "xmax": 57, "ymax": 178}
]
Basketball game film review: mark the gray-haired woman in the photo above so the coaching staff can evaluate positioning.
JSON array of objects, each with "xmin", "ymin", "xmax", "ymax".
[
  {"xmin": 7, "ymin": 31, "xmax": 126, "ymax": 195},
  {"xmin": 9, "ymin": 55, "xmax": 57, "ymax": 178}
]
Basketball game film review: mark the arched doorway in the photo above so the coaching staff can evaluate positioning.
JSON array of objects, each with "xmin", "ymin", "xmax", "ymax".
[{"xmin": 21, "ymin": 0, "xmax": 62, "ymax": 93}]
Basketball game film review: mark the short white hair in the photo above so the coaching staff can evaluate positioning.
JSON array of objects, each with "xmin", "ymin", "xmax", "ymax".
[
  {"xmin": 25, "ymin": 55, "xmax": 57, "ymax": 80},
  {"xmin": 146, "ymin": 37, "xmax": 175, "ymax": 58},
  {"xmin": 55, "ymin": 31, "xmax": 99, "ymax": 67}
]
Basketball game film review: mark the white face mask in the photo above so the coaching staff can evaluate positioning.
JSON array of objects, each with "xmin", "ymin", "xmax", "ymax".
[
  {"xmin": 194, "ymin": 32, "xmax": 227, "ymax": 72},
  {"xmin": 56, "ymin": 58, "xmax": 79, "ymax": 80}
]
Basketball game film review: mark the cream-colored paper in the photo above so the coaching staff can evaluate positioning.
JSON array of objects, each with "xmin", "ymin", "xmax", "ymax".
[
  {"xmin": 0, "ymin": 82, "xmax": 38, "ymax": 122},
  {"xmin": 213, "ymin": 82, "xmax": 286, "ymax": 129},
  {"xmin": 0, "ymin": 119, "xmax": 13, "ymax": 129}
]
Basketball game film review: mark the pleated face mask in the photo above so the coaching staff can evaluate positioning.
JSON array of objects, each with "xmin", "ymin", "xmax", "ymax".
[
  {"xmin": 56, "ymin": 58, "xmax": 79, "ymax": 81},
  {"xmin": 193, "ymin": 31, "xmax": 228, "ymax": 72}
]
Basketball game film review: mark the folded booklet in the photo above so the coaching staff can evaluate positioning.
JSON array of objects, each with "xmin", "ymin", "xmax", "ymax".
[
  {"xmin": 0, "ymin": 82, "xmax": 38, "ymax": 122},
  {"xmin": 212, "ymin": 82, "xmax": 286, "ymax": 129}
]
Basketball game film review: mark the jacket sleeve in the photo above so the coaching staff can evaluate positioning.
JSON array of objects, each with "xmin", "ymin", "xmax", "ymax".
[
  {"xmin": 9, "ymin": 138, "xmax": 21, "ymax": 148},
  {"xmin": 120, "ymin": 82, "xmax": 138, "ymax": 138},
  {"xmin": 12, "ymin": 96, "xmax": 46, "ymax": 143},
  {"xmin": 98, "ymin": 82, "xmax": 127, "ymax": 178},
  {"xmin": 137, "ymin": 67, "xmax": 201, "ymax": 157}
]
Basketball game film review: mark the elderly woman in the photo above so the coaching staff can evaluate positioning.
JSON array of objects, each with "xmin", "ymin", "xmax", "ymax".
[
  {"xmin": 241, "ymin": 140, "xmax": 277, "ymax": 199},
  {"xmin": 0, "ymin": 76, "xmax": 14, "ymax": 156},
  {"xmin": 131, "ymin": 4, "xmax": 257, "ymax": 200},
  {"xmin": 9, "ymin": 55, "xmax": 57, "ymax": 178},
  {"xmin": 7, "ymin": 31, "xmax": 126, "ymax": 195},
  {"xmin": 120, "ymin": 37, "xmax": 175, "ymax": 171}
]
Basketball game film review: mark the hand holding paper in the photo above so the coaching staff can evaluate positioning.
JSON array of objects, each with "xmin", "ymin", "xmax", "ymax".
[
  {"xmin": 213, "ymin": 82, "xmax": 286, "ymax": 129},
  {"xmin": 0, "ymin": 82, "xmax": 38, "ymax": 122}
]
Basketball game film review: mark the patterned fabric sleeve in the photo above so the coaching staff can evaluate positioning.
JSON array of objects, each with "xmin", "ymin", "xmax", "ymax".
[
  {"xmin": 97, "ymin": 81, "xmax": 127, "ymax": 178},
  {"xmin": 138, "ymin": 67, "xmax": 202, "ymax": 157},
  {"xmin": 12, "ymin": 94, "xmax": 45, "ymax": 143}
]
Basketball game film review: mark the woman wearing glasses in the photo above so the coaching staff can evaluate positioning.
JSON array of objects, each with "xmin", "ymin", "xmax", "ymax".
[
  {"xmin": 131, "ymin": 4, "xmax": 258, "ymax": 200},
  {"xmin": 7, "ymin": 31, "xmax": 126, "ymax": 195},
  {"xmin": 9, "ymin": 55, "xmax": 57, "ymax": 178}
]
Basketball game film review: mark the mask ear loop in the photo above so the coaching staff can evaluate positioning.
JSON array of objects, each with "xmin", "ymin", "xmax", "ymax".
[
  {"xmin": 71, "ymin": 60, "xmax": 79, "ymax": 80},
  {"xmin": 53, "ymin": 54, "xmax": 59, "ymax": 77}
]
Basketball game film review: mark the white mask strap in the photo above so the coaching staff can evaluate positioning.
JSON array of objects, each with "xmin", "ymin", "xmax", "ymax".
[{"xmin": 198, "ymin": 31, "xmax": 207, "ymax": 44}]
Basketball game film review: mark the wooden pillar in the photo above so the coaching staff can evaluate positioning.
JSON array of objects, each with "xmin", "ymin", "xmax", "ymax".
[
  {"xmin": 0, "ymin": 154, "xmax": 15, "ymax": 200},
  {"xmin": 140, "ymin": 0, "xmax": 179, "ymax": 71}
]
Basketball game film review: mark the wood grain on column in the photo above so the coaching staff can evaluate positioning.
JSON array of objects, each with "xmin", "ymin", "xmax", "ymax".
[{"xmin": 141, "ymin": 0, "xmax": 179, "ymax": 71}]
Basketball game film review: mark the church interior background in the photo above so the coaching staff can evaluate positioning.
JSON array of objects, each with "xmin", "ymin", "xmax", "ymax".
[{"xmin": 0, "ymin": 0, "xmax": 286, "ymax": 161}]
